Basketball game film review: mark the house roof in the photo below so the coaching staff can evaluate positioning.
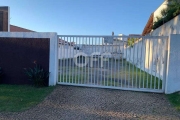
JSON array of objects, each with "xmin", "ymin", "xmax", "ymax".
[
  {"xmin": 142, "ymin": 13, "xmax": 154, "ymax": 36},
  {"xmin": 10, "ymin": 25, "xmax": 35, "ymax": 32}
]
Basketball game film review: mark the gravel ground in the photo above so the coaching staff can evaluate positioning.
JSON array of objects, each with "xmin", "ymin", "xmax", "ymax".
[{"xmin": 0, "ymin": 85, "xmax": 180, "ymax": 120}]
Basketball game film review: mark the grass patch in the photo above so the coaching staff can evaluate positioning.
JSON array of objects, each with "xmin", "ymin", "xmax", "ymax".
[
  {"xmin": 0, "ymin": 84, "xmax": 55, "ymax": 112},
  {"xmin": 58, "ymin": 74, "xmax": 87, "ymax": 84},
  {"xmin": 108, "ymin": 60, "xmax": 162, "ymax": 89},
  {"xmin": 125, "ymin": 61, "xmax": 162, "ymax": 89},
  {"xmin": 104, "ymin": 79, "xmax": 119, "ymax": 87},
  {"xmin": 167, "ymin": 92, "xmax": 180, "ymax": 111}
]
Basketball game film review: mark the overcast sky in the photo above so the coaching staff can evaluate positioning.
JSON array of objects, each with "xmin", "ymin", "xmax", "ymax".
[{"xmin": 2, "ymin": 0, "xmax": 164, "ymax": 35}]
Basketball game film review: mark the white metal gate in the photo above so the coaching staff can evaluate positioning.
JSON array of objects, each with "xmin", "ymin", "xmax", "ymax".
[{"xmin": 57, "ymin": 35, "xmax": 168, "ymax": 93}]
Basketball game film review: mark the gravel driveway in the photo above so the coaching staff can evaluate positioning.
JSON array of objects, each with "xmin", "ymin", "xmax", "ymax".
[{"xmin": 0, "ymin": 85, "xmax": 180, "ymax": 120}]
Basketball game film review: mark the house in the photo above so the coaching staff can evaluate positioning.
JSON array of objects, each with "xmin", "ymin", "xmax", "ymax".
[{"xmin": 10, "ymin": 25, "xmax": 35, "ymax": 32}]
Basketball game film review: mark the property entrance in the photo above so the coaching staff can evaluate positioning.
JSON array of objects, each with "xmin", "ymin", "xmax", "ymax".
[{"xmin": 57, "ymin": 35, "xmax": 168, "ymax": 93}]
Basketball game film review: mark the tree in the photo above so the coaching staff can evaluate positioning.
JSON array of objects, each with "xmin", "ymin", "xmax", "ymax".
[{"xmin": 153, "ymin": 0, "xmax": 180, "ymax": 30}]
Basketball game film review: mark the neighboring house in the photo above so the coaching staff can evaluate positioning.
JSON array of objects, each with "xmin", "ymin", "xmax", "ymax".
[{"xmin": 10, "ymin": 25, "xmax": 35, "ymax": 32}]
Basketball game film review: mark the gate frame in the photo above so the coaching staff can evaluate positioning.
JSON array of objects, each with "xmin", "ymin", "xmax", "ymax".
[{"xmin": 57, "ymin": 35, "xmax": 169, "ymax": 93}]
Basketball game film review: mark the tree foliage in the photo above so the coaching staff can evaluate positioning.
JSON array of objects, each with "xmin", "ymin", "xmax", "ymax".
[{"xmin": 153, "ymin": 0, "xmax": 180, "ymax": 30}]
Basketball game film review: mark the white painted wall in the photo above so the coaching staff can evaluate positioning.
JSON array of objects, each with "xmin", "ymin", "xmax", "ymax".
[
  {"xmin": 123, "ymin": 37, "xmax": 167, "ymax": 80},
  {"xmin": 151, "ymin": 14, "xmax": 180, "ymax": 36},
  {"xmin": 148, "ymin": 13, "xmax": 180, "ymax": 94},
  {"xmin": 0, "ymin": 32, "xmax": 58, "ymax": 86},
  {"xmin": 58, "ymin": 44, "xmax": 124, "ymax": 59},
  {"xmin": 82, "ymin": 45, "xmax": 124, "ymax": 55},
  {"xmin": 165, "ymin": 34, "xmax": 180, "ymax": 94}
]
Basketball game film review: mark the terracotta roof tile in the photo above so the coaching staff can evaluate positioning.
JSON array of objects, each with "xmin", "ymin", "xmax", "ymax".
[
  {"xmin": 142, "ymin": 13, "xmax": 154, "ymax": 36},
  {"xmin": 10, "ymin": 25, "xmax": 35, "ymax": 32}
]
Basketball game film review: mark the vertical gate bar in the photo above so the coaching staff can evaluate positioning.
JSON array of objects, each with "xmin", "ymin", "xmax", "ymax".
[
  {"xmin": 125, "ymin": 39, "xmax": 127, "ymax": 88},
  {"xmin": 58, "ymin": 36, "xmax": 59, "ymax": 83},
  {"xmin": 65, "ymin": 37, "xmax": 68, "ymax": 83},
  {"xmin": 136, "ymin": 38, "xmax": 139, "ymax": 88},
  {"xmin": 147, "ymin": 38, "xmax": 151, "ymax": 88},
  {"xmin": 72, "ymin": 37, "xmax": 74, "ymax": 84},
  {"xmin": 82, "ymin": 37, "xmax": 84, "ymax": 84},
  {"xmin": 114, "ymin": 37, "xmax": 117, "ymax": 87},
  {"xmin": 91, "ymin": 37, "xmax": 93, "ymax": 85},
  {"xmin": 94, "ymin": 37, "xmax": 96, "ymax": 85},
  {"xmin": 59, "ymin": 36, "xmax": 61, "ymax": 83},
  {"xmin": 108, "ymin": 42, "xmax": 110, "ymax": 86},
  {"xmin": 80, "ymin": 37, "xmax": 82, "ymax": 84},
  {"xmin": 61, "ymin": 36, "xmax": 64, "ymax": 83},
  {"xmin": 128, "ymin": 38, "xmax": 131, "ymax": 88},
  {"xmin": 58, "ymin": 36, "xmax": 60, "ymax": 82},
  {"xmin": 96, "ymin": 37, "xmax": 99, "ymax": 85},
  {"xmin": 69, "ymin": 37, "xmax": 72, "ymax": 83},
  {"xmin": 158, "ymin": 38, "xmax": 161, "ymax": 90},
  {"xmin": 139, "ymin": 38, "xmax": 143, "ymax": 88},
  {"xmin": 162, "ymin": 37, "xmax": 168, "ymax": 92},
  {"xmin": 63, "ymin": 37, "xmax": 66, "ymax": 82},
  {"xmin": 100, "ymin": 37, "xmax": 102, "ymax": 86},
  {"xmin": 75, "ymin": 37, "xmax": 77, "ymax": 84},
  {"xmin": 121, "ymin": 36, "xmax": 124, "ymax": 88},
  {"xmin": 132, "ymin": 38, "xmax": 135, "ymax": 88},
  {"xmin": 88, "ymin": 37, "xmax": 91, "ymax": 84},
  {"xmin": 97, "ymin": 38, "xmax": 99, "ymax": 85},
  {"xmin": 66, "ymin": 37, "xmax": 69, "ymax": 83},
  {"xmin": 143, "ymin": 38, "xmax": 147, "ymax": 88},
  {"xmin": 117, "ymin": 37, "xmax": 120, "ymax": 87},
  {"xmin": 85, "ymin": 37, "xmax": 87, "ymax": 84},
  {"xmin": 150, "ymin": 38, "xmax": 154, "ymax": 89},
  {"xmin": 77, "ymin": 37, "xmax": 80, "ymax": 84},
  {"xmin": 111, "ymin": 43, "xmax": 113, "ymax": 86},
  {"xmin": 154, "ymin": 38, "xmax": 157, "ymax": 89},
  {"xmin": 79, "ymin": 37, "xmax": 81, "ymax": 84},
  {"xmin": 64, "ymin": 36, "xmax": 66, "ymax": 83},
  {"xmin": 88, "ymin": 37, "xmax": 90, "ymax": 84},
  {"xmin": 103, "ymin": 38, "xmax": 106, "ymax": 86}
]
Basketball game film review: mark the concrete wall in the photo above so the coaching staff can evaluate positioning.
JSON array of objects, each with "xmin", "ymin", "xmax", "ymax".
[
  {"xmin": 123, "ymin": 36, "xmax": 168, "ymax": 80},
  {"xmin": 151, "ymin": 14, "xmax": 180, "ymax": 36},
  {"xmin": 148, "ymin": 13, "xmax": 180, "ymax": 94},
  {"xmin": 165, "ymin": 34, "xmax": 180, "ymax": 94},
  {"xmin": 0, "ymin": 32, "xmax": 58, "ymax": 86}
]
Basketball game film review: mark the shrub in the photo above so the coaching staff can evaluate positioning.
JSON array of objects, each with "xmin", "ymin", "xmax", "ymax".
[
  {"xmin": 127, "ymin": 38, "xmax": 139, "ymax": 47},
  {"xmin": 24, "ymin": 63, "xmax": 49, "ymax": 87}
]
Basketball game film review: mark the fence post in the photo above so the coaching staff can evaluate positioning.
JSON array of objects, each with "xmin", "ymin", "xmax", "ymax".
[{"xmin": 165, "ymin": 34, "xmax": 180, "ymax": 94}]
